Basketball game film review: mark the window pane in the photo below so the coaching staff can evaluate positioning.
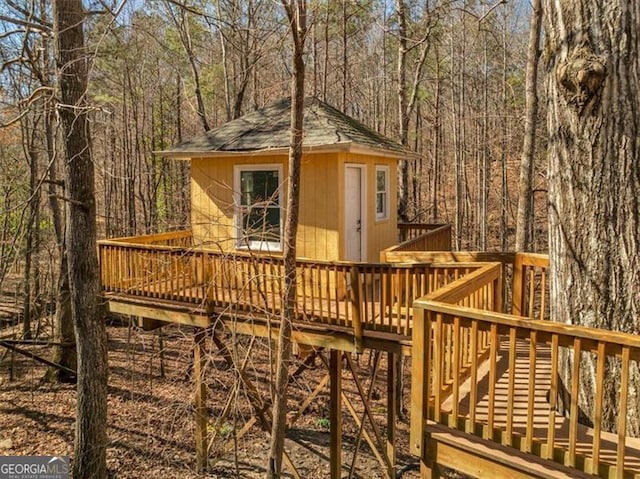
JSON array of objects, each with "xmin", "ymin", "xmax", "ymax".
[
  {"xmin": 377, "ymin": 192, "xmax": 385, "ymax": 214},
  {"xmin": 242, "ymin": 206, "xmax": 281, "ymax": 242},
  {"xmin": 240, "ymin": 170, "xmax": 279, "ymax": 205},
  {"xmin": 377, "ymin": 170, "xmax": 386, "ymax": 192}
]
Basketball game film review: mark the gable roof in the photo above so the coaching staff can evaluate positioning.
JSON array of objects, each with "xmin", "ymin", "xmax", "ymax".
[{"xmin": 156, "ymin": 97, "xmax": 414, "ymax": 160}]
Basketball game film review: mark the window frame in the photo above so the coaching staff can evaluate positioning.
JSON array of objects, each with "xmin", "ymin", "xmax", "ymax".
[
  {"xmin": 375, "ymin": 165, "xmax": 390, "ymax": 221},
  {"xmin": 233, "ymin": 164, "xmax": 283, "ymax": 252}
]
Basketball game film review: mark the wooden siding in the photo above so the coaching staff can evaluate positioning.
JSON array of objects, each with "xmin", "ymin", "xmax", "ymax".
[
  {"xmin": 299, "ymin": 152, "xmax": 340, "ymax": 260},
  {"xmin": 191, "ymin": 150, "xmax": 397, "ymax": 262},
  {"xmin": 191, "ymin": 153, "xmax": 340, "ymax": 260}
]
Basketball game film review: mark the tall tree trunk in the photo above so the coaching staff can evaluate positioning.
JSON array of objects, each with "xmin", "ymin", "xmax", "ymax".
[
  {"xmin": 395, "ymin": 0, "xmax": 435, "ymax": 222},
  {"xmin": 53, "ymin": 1, "xmax": 108, "ymax": 477},
  {"xmin": 515, "ymin": 0, "xmax": 542, "ymax": 252},
  {"xmin": 167, "ymin": 2, "xmax": 210, "ymax": 132},
  {"xmin": 267, "ymin": 2, "xmax": 306, "ymax": 477},
  {"xmin": 396, "ymin": 0, "xmax": 410, "ymax": 222},
  {"xmin": 45, "ymin": 91, "xmax": 76, "ymax": 382},
  {"xmin": 500, "ymin": 16, "xmax": 509, "ymax": 251},
  {"xmin": 431, "ymin": 47, "xmax": 441, "ymax": 222},
  {"xmin": 22, "ymin": 128, "xmax": 39, "ymax": 340},
  {"xmin": 544, "ymin": 0, "xmax": 640, "ymax": 436},
  {"xmin": 480, "ymin": 25, "xmax": 489, "ymax": 251},
  {"xmin": 341, "ymin": 0, "xmax": 348, "ymax": 112}
]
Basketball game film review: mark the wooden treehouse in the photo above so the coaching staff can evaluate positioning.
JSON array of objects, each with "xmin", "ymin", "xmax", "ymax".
[{"xmin": 98, "ymin": 98, "xmax": 640, "ymax": 478}]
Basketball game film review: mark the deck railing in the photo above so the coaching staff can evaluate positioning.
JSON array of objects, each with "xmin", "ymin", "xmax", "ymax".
[
  {"xmin": 397, "ymin": 223, "xmax": 450, "ymax": 243},
  {"xmin": 410, "ymin": 259, "xmax": 640, "ymax": 478},
  {"xmin": 106, "ymin": 229, "xmax": 193, "ymax": 247},
  {"xmin": 98, "ymin": 231, "xmax": 483, "ymax": 345},
  {"xmin": 383, "ymin": 224, "xmax": 452, "ymax": 261}
]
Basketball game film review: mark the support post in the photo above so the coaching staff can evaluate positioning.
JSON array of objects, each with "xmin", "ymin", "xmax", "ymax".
[
  {"xmin": 386, "ymin": 352, "xmax": 397, "ymax": 478},
  {"xmin": 330, "ymin": 350, "xmax": 342, "ymax": 479},
  {"xmin": 511, "ymin": 253, "xmax": 524, "ymax": 315},
  {"xmin": 194, "ymin": 328, "xmax": 208, "ymax": 472},
  {"xmin": 350, "ymin": 266, "xmax": 363, "ymax": 353},
  {"xmin": 420, "ymin": 453, "xmax": 441, "ymax": 479},
  {"xmin": 495, "ymin": 262, "xmax": 504, "ymax": 314},
  {"xmin": 410, "ymin": 307, "xmax": 428, "ymax": 456}
]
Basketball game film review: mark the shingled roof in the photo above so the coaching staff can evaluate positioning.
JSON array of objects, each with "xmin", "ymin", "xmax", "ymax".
[{"xmin": 156, "ymin": 97, "xmax": 413, "ymax": 159}]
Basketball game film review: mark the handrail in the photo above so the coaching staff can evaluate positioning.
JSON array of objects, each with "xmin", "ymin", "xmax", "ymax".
[
  {"xmin": 381, "ymin": 250, "xmax": 516, "ymax": 265},
  {"xmin": 382, "ymin": 224, "xmax": 452, "ymax": 261},
  {"xmin": 426, "ymin": 262, "xmax": 502, "ymax": 307},
  {"xmin": 397, "ymin": 223, "xmax": 447, "ymax": 243},
  {"xmin": 104, "ymin": 229, "xmax": 193, "ymax": 245}
]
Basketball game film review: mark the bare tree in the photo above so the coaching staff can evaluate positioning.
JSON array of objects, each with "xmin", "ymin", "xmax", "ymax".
[
  {"xmin": 53, "ymin": 1, "xmax": 108, "ymax": 476},
  {"xmin": 514, "ymin": 0, "xmax": 542, "ymax": 252},
  {"xmin": 266, "ymin": 3, "xmax": 307, "ymax": 477},
  {"xmin": 395, "ymin": 0, "xmax": 436, "ymax": 222},
  {"xmin": 164, "ymin": 1, "xmax": 211, "ymax": 132}
]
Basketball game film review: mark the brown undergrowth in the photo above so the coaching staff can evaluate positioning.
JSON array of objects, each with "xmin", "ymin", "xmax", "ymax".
[{"xmin": 0, "ymin": 322, "xmax": 420, "ymax": 478}]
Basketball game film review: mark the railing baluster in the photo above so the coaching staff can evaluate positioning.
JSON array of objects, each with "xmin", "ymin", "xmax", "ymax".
[
  {"xmin": 568, "ymin": 337, "xmax": 582, "ymax": 467},
  {"xmin": 468, "ymin": 319, "xmax": 479, "ymax": 433},
  {"xmin": 176, "ymin": 254, "xmax": 181, "ymax": 299},
  {"xmin": 525, "ymin": 330, "xmax": 537, "ymax": 453},
  {"xmin": 324, "ymin": 265, "xmax": 331, "ymax": 321},
  {"xmin": 444, "ymin": 321, "xmax": 452, "ymax": 386},
  {"xmin": 379, "ymin": 267, "xmax": 386, "ymax": 331},
  {"xmin": 546, "ymin": 333, "xmax": 559, "ymax": 460},
  {"xmin": 486, "ymin": 323, "xmax": 498, "ymax": 440},
  {"xmin": 247, "ymin": 259, "xmax": 254, "ymax": 309},
  {"xmin": 333, "ymin": 264, "xmax": 340, "ymax": 325},
  {"xmin": 395, "ymin": 269, "xmax": 402, "ymax": 335},
  {"xmin": 505, "ymin": 327, "xmax": 517, "ymax": 446},
  {"xmin": 616, "ymin": 347, "xmax": 630, "ymax": 478},
  {"xmin": 163, "ymin": 252, "xmax": 169, "ymax": 300},
  {"xmin": 451, "ymin": 316, "xmax": 461, "ymax": 421},
  {"xmin": 528, "ymin": 267, "xmax": 535, "ymax": 318},
  {"xmin": 148, "ymin": 250, "xmax": 155, "ymax": 297},
  {"xmin": 403, "ymin": 268, "xmax": 410, "ymax": 336},
  {"xmin": 309, "ymin": 265, "xmax": 316, "ymax": 319},
  {"xmin": 318, "ymin": 264, "xmax": 325, "ymax": 321},
  {"xmin": 592, "ymin": 341, "xmax": 606, "ymax": 474},
  {"xmin": 540, "ymin": 270, "xmax": 547, "ymax": 320},
  {"xmin": 433, "ymin": 312, "xmax": 444, "ymax": 418}
]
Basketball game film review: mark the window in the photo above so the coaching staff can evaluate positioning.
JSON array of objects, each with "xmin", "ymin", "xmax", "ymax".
[
  {"xmin": 376, "ymin": 166, "xmax": 389, "ymax": 220},
  {"xmin": 235, "ymin": 165, "xmax": 282, "ymax": 251}
]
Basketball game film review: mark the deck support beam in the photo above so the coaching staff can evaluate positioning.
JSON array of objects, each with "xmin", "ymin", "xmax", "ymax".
[
  {"xmin": 410, "ymin": 308, "xmax": 428, "ymax": 456},
  {"xmin": 194, "ymin": 328, "xmax": 208, "ymax": 472},
  {"xmin": 387, "ymin": 351, "xmax": 397, "ymax": 478},
  {"xmin": 330, "ymin": 350, "xmax": 342, "ymax": 479}
]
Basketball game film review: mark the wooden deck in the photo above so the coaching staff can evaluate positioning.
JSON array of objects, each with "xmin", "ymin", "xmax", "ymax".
[
  {"xmin": 98, "ymin": 230, "xmax": 640, "ymax": 479},
  {"xmin": 440, "ymin": 338, "xmax": 640, "ymax": 477},
  {"xmin": 411, "ymin": 256, "xmax": 640, "ymax": 479}
]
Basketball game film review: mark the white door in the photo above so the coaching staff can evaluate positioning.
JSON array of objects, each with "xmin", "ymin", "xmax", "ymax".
[{"xmin": 345, "ymin": 165, "xmax": 364, "ymax": 261}]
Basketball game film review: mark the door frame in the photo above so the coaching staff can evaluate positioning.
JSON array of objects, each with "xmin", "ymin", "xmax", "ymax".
[{"xmin": 344, "ymin": 163, "xmax": 367, "ymax": 261}]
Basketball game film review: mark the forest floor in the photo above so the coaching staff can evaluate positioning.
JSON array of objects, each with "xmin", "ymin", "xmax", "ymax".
[{"xmin": 0, "ymin": 319, "xmax": 422, "ymax": 478}]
